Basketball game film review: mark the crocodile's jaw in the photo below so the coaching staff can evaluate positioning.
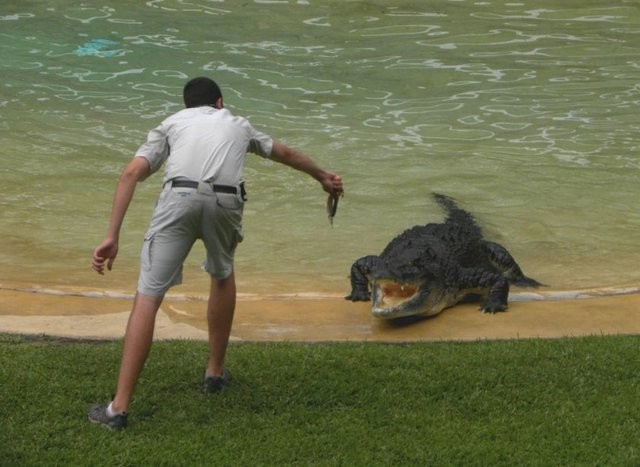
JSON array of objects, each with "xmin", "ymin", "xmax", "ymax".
[{"xmin": 370, "ymin": 279, "xmax": 450, "ymax": 319}]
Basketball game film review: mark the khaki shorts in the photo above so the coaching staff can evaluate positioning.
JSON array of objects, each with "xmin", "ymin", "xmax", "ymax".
[{"xmin": 137, "ymin": 181, "xmax": 244, "ymax": 297}]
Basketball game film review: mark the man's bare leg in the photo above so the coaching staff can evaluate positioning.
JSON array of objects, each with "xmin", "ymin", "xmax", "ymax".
[
  {"xmin": 206, "ymin": 271, "xmax": 236, "ymax": 377},
  {"xmin": 110, "ymin": 292, "xmax": 164, "ymax": 413}
]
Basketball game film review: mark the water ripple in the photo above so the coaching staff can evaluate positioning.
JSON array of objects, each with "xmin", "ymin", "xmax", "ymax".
[{"xmin": 0, "ymin": 13, "xmax": 35, "ymax": 21}]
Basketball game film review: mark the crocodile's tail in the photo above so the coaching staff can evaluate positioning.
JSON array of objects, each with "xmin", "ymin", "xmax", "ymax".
[{"xmin": 432, "ymin": 193, "xmax": 482, "ymax": 234}]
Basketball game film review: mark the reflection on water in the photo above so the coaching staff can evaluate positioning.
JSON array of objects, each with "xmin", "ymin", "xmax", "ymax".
[{"xmin": 1, "ymin": 1, "xmax": 638, "ymax": 301}]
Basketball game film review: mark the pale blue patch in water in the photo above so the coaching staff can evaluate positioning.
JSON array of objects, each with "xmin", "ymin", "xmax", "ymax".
[{"xmin": 73, "ymin": 38, "xmax": 120, "ymax": 58}]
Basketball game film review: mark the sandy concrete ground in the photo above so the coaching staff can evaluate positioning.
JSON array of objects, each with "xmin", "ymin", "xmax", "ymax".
[{"xmin": 0, "ymin": 287, "xmax": 638, "ymax": 342}]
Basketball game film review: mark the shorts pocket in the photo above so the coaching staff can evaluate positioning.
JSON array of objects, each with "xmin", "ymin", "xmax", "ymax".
[
  {"xmin": 215, "ymin": 192, "xmax": 244, "ymax": 210},
  {"xmin": 140, "ymin": 234, "xmax": 154, "ymax": 272}
]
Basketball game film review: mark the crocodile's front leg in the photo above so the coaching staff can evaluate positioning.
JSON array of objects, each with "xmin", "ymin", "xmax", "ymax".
[{"xmin": 345, "ymin": 255, "xmax": 380, "ymax": 301}]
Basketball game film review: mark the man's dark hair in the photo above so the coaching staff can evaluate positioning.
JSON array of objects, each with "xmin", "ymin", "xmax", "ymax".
[{"xmin": 183, "ymin": 77, "xmax": 223, "ymax": 108}]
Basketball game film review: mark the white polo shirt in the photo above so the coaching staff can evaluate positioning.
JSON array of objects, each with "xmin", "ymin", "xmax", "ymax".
[{"xmin": 135, "ymin": 106, "xmax": 274, "ymax": 186}]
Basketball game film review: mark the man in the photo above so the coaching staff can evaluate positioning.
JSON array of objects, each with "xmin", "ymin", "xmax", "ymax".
[{"xmin": 88, "ymin": 77, "xmax": 344, "ymax": 430}]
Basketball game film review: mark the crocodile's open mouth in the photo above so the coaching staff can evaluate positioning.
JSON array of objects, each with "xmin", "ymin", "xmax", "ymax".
[{"xmin": 371, "ymin": 280, "xmax": 424, "ymax": 318}]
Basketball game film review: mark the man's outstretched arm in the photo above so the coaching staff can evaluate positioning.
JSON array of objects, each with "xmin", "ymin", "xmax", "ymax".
[{"xmin": 269, "ymin": 141, "xmax": 343, "ymax": 196}]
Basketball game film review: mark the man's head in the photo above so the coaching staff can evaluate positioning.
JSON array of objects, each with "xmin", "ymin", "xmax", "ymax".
[{"xmin": 183, "ymin": 77, "xmax": 223, "ymax": 109}]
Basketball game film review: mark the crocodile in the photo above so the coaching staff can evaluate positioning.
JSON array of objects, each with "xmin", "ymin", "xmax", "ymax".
[{"xmin": 345, "ymin": 193, "xmax": 541, "ymax": 319}]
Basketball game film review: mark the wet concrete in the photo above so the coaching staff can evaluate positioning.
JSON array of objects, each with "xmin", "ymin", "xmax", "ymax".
[{"xmin": 0, "ymin": 287, "xmax": 638, "ymax": 342}]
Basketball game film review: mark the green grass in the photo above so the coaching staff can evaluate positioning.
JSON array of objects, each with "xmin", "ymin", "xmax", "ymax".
[{"xmin": 1, "ymin": 333, "xmax": 638, "ymax": 466}]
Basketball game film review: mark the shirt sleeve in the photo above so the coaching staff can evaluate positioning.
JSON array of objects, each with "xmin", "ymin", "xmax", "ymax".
[
  {"xmin": 247, "ymin": 127, "xmax": 274, "ymax": 158},
  {"xmin": 135, "ymin": 124, "xmax": 170, "ymax": 175}
]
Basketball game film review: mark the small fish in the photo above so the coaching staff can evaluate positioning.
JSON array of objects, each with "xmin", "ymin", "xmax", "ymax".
[{"xmin": 327, "ymin": 193, "xmax": 341, "ymax": 227}]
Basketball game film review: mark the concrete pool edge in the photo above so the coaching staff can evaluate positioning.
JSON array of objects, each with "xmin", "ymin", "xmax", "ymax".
[{"xmin": 0, "ymin": 286, "xmax": 638, "ymax": 342}]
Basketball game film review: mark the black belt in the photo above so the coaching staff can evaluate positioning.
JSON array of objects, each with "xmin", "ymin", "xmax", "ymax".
[
  {"xmin": 171, "ymin": 179, "xmax": 236, "ymax": 193},
  {"xmin": 171, "ymin": 179, "xmax": 247, "ymax": 200}
]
